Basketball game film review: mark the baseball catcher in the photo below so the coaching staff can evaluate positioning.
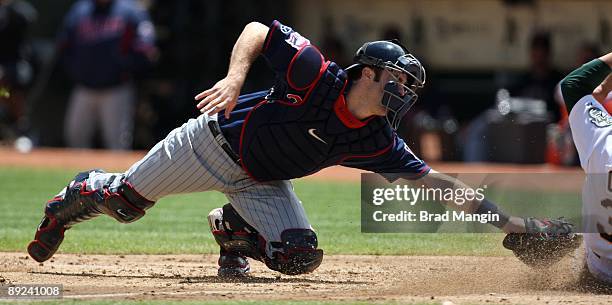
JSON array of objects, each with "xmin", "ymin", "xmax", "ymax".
[{"xmin": 29, "ymin": 20, "xmax": 578, "ymax": 277}]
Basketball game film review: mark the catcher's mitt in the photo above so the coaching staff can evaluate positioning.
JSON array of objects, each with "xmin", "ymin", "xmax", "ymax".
[{"xmin": 503, "ymin": 217, "xmax": 582, "ymax": 268}]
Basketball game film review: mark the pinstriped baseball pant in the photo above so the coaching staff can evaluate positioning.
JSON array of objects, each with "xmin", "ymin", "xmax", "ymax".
[{"xmin": 77, "ymin": 114, "xmax": 312, "ymax": 253}]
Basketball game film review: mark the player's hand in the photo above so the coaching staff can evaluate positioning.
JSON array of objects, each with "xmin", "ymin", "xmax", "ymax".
[
  {"xmin": 195, "ymin": 76, "xmax": 242, "ymax": 119},
  {"xmin": 592, "ymin": 74, "xmax": 611, "ymax": 104}
]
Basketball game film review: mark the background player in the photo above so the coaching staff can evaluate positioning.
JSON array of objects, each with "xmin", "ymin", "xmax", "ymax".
[
  {"xmin": 28, "ymin": 20, "xmax": 576, "ymax": 277},
  {"xmin": 59, "ymin": 0, "xmax": 156, "ymax": 150}
]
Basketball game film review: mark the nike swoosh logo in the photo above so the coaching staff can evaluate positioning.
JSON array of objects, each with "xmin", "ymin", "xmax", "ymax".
[{"xmin": 308, "ymin": 128, "xmax": 327, "ymax": 144}]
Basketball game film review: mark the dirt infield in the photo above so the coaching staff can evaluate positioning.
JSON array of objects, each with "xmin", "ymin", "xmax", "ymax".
[
  {"xmin": 0, "ymin": 251, "xmax": 609, "ymax": 304},
  {"xmin": 1, "ymin": 148, "xmax": 607, "ymax": 304}
]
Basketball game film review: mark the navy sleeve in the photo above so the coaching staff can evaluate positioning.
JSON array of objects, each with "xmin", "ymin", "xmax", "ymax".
[
  {"xmin": 341, "ymin": 134, "xmax": 430, "ymax": 181},
  {"xmin": 261, "ymin": 20, "xmax": 312, "ymax": 74}
]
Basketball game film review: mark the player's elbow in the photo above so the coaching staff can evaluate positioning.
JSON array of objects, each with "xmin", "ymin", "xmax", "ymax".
[
  {"xmin": 240, "ymin": 21, "xmax": 269, "ymax": 48},
  {"xmin": 244, "ymin": 21, "xmax": 269, "ymax": 35}
]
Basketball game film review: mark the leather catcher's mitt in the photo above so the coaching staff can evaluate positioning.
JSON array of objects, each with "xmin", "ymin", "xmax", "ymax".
[{"xmin": 503, "ymin": 217, "xmax": 582, "ymax": 268}]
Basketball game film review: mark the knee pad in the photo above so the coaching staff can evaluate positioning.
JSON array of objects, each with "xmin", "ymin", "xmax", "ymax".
[
  {"xmin": 208, "ymin": 204, "xmax": 266, "ymax": 260},
  {"xmin": 265, "ymin": 229, "xmax": 324, "ymax": 275},
  {"xmin": 101, "ymin": 178, "xmax": 155, "ymax": 223}
]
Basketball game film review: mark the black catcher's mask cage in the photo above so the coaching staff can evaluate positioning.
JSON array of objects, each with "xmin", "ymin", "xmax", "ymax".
[{"xmin": 347, "ymin": 40, "xmax": 426, "ymax": 129}]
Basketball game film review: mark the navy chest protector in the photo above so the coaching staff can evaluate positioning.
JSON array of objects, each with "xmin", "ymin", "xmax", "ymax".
[{"xmin": 240, "ymin": 45, "xmax": 394, "ymax": 181}]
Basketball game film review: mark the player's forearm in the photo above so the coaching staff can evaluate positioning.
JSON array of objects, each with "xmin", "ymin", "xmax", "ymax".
[
  {"xmin": 560, "ymin": 52, "xmax": 612, "ymax": 111},
  {"xmin": 600, "ymin": 52, "xmax": 612, "ymax": 67},
  {"xmin": 418, "ymin": 170, "xmax": 521, "ymax": 233},
  {"xmin": 419, "ymin": 170, "xmax": 480, "ymax": 213},
  {"xmin": 593, "ymin": 53, "xmax": 612, "ymax": 103},
  {"xmin": 225, "ymin": 22, "xmax": 269, "ymax": 85}
]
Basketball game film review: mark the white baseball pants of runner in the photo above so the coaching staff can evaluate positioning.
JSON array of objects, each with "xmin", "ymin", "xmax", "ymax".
[{"xmin": 69, "ymin": 113, "xmax": 312, "ymax": 256}]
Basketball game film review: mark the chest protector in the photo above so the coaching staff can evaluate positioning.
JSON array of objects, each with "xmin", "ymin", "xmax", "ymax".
[{"xmin": 240, "ymin": 46, "xmax": 394, "ymax": 181}]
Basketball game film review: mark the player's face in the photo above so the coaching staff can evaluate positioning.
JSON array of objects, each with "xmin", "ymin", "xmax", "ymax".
[
  {"xmin": 367, "ymin": 71, "xmax": 388, "ymax": 116},
  {"xmin": 371, "ymin": 69, "xmax": 410, "ymax": 114},
  {"xmin": 384, "ymin": 69, "xmax": 410, "ymax": 96},
  {"xmin": 360, "ymin": 67, "xmax": 413, "ymax": 117},
  {"xmin": 355, "ymin": 67, "xmax": 383, "ymax": 115}
]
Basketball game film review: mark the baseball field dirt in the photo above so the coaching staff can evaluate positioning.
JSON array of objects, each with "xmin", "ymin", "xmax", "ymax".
[
  {"xmin": 1, "ymin": 251, "xmax": 609, "ymax": 304},
  {"xmin": 0, "ymin": 148, "xmax": 609, "ymax": 304}
]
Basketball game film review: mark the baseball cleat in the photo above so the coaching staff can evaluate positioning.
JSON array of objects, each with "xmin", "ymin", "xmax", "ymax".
[{"xmin": 218, "ymin": 250, "xmax": 250, "ymax": 277}]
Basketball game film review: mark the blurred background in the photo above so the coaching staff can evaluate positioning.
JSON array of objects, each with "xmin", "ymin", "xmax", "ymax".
[{"xmin": 0, "ymin": 0, "xmax": 611, "ymax": 165}]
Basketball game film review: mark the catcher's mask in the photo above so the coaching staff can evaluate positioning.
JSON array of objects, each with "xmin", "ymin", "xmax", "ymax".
[{"xmin": 346, "ymin": 40, "xmax": 426, "ymax": 129}]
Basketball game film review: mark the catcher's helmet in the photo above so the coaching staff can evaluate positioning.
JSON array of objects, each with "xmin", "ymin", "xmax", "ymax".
[{"xmin": 346, "ymin": 40, "xmax": 426, "ymax": 129}]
